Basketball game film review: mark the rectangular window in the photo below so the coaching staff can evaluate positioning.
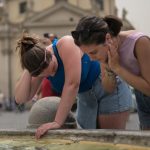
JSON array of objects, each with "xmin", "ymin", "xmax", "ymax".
[
  {"xmin": 96, "ymin": 0, "xmax": 104, "ymax": 10},
  {"xmin": 19, "ymin": 1, "xmax": 27, "ymax": 14},
  {"xmin": 0, "ymin": 0, "xmax": 4, "ymax": 7}
]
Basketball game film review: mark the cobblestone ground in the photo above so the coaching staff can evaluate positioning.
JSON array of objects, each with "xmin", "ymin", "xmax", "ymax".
[{"xmin": 0, "ymin": 109, "xmax": 139, "ymax": 130}]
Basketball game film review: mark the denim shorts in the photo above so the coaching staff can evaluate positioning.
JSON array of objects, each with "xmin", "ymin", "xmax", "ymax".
[
  {"xmin": 134, "ymin": 89, "xmax": 150, "ymax": 129},
  {"xmin": 77, "ymin": 76, "xmax": 132, "ymax": 129}
]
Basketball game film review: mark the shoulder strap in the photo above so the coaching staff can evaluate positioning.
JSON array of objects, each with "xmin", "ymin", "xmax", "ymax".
[{"xmin": 52, "ymin": 39, "xmax": 62, "ymax": 64}]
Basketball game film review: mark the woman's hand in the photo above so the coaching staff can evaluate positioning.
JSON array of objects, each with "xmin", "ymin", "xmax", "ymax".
[
  {"xmin": 35, "ymin": 121, "xmax": 61, "ymax": 139},
  {"xmin": 107, "ymin": 42, "xmax": 121, "ymax": 73},
  {"xmin": 101, "ymin": 63, "xmax": 116, "ymax": 93}
]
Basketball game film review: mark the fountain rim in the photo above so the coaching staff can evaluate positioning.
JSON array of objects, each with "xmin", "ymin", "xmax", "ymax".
[{"xmin": 0, "ymin": 129, "xmax": 150, "ymax": 147}]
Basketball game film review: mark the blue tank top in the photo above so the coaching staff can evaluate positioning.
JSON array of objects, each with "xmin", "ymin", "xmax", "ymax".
[{"xmin": 47, "ymin": 40, "xmax": 100, "ymax": 94}]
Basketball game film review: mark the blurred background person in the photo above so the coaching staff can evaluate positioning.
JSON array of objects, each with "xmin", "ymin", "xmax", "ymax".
[{"xmin": 43, "ymin": 33, "xmax": 58, "ymax": 43}]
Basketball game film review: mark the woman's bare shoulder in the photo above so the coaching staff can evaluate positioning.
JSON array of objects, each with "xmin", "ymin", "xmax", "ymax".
[
  {"xmin": 58, "ymin": 35, "xmax": 74, "ymax": 44},
  {"xmin": 56, "ymin": 35, "xmax": 79, "ymax": 55},
  {"xmin": 136, "ymin": 36, "xmax": 150, "ymax": 49},
  {"xmin": 120, "ymin": 30, "xmax": 137, "ymax": 37}
]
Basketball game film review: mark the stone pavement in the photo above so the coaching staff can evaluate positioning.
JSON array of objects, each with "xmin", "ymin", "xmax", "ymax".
[
  {"xmin": 126, "ymin": 112, "xmax": 139, "ymax": 130},
  {"xmin": 0, "ymin": 110, "xmax": 29, "ymax": 130},
  {"xmin": 0, "ymin": 109, "xmax": 139, "ymax": 131}
]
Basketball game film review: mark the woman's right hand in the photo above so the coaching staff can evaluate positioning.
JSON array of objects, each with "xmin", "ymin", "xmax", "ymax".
[
  {"xmin": 101, "ymin": 63, "xmax": 116, "ymax": 93},
  {"xmin": 107, "ymin": 42, "xmax": 121, "ymax": 73},
  {"xmin": 15, "ymin": 69, "xmax": 43, "ymax": 104},
  {"xmin": 35, "ymin": 121, "xmax": 61, "ymax": 139}
]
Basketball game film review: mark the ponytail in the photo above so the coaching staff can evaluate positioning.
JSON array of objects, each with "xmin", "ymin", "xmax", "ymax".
[
  {"xmin": 104, "ymin": 15, "xmax": 123, "ymax": 36},
  {"xmin": 16, "ymin": 33, "xmax": 39, "ymax": 61}
]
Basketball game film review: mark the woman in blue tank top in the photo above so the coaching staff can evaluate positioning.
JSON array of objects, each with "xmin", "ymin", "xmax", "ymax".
[{"xmin": 15, "ymin": 33, "xmax": 132, "ymax": 139}]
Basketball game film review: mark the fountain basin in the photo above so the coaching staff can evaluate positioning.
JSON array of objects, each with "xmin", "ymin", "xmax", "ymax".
[{"xmin": 0, "ymin": 129, "xmax": 150, "ymax": 150}]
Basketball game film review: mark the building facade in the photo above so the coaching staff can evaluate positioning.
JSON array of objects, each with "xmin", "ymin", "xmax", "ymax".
[{"xmin": 0, "ymin": 0, "xmax": 133, "ymax": 100}]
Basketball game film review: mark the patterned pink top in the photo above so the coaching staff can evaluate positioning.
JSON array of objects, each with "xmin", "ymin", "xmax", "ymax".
[{"xmin": 119, "ymin": 32, "xmax": 148, "ymax": 75}]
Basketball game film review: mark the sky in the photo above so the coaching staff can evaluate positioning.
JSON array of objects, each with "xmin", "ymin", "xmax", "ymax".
[{"xmin": 116, "ymin": 0, "xmax": 150, "ymax": 36}]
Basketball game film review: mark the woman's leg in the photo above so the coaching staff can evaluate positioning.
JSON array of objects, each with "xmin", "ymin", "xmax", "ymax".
[
  {"xmin": 77, "ymin": 76, "xmax": 132, "ymax": 129},
  {"xmin": 77, "ymin": 89, "xmax": 98, "ymax": 129},
  {"xmin": 76, "ymin": 77, "xmax": 103, "ymax": 129},
  {"xmin": 134, "ymin": 90, "xmax": 150, "ymax": 130},
  {"xmin": 97, "ymin": 111, "xmax": 129, "ymax": 129},
  {"xmin": 97, "ymin": 78, "xmax": 132, "ymax": 129}
]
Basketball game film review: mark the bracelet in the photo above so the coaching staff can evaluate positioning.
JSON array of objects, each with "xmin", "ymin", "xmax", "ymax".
[
  {"xmin": 105, "ymin": 67, "xmax": 116, "ymax": 78},
  {"xmin": 14, "ymin": 100, "xmax": 25, "ymax": 111}
]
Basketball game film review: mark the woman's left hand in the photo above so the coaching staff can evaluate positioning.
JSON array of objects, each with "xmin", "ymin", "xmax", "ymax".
[
  {"xmin": 35, "ymin": 121, "xmax": 61, "ymax": 139},
  {"xmin": 107, "ymin": 42, "xmax": 121, "ymax": 72}
]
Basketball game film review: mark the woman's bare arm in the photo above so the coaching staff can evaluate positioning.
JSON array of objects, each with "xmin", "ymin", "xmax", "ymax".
[
  {"xmin": 15, "ymin": 70, "xmax": 43, "ymax": 104},
  {"xmin": 112, "ymin": 37, "xmax": 150, "ymax": 96},
  {"xmin": 101, "ymin": 63, "xmax": 116, "ymax": 93},
  {"xmin": 54, "ymin": 36, "xmax": 81, "ymax": 126}
]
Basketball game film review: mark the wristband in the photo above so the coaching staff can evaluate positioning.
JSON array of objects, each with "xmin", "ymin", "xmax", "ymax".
[{"xmin": 105, "ymin": 67, "xmax": 116, "ymax": 77}]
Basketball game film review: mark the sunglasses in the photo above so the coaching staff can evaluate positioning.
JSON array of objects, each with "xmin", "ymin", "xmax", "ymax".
[
  {"xmin": 71, "ymin": 29, "xmax": 108, "ymax": 41},
  {"xmin": 30, "ymin": 47, "xmax": 49, "ymax": 77}
]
